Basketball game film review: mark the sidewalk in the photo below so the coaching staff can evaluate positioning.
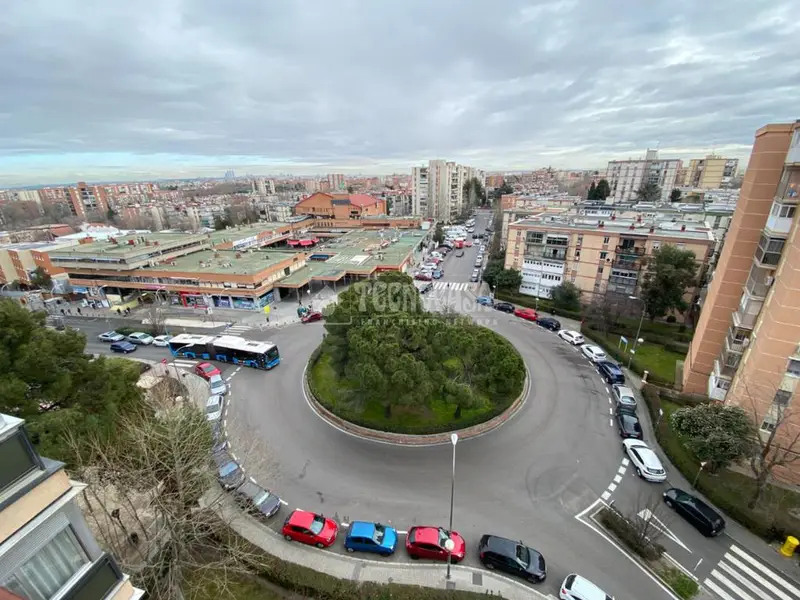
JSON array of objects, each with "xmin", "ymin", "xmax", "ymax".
[{"xmin": 215, "ymin": 496, "xmax": 555, "ymax": 599}]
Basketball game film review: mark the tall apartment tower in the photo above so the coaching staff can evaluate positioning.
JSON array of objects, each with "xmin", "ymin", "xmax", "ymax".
[
  {"xmin": 680, "ymin": 156, "xmax": 740, "ymax": 189},
  {"xmin": 0, "ymin": 412, "xmax": 144, "ymax": 599},
  {"xmin": 65, "ymin": 182, "xmax": 109, "ymax": 219},
  {"xmin": 606, "ymin": 150, "xmax": 681, "ymax": 204},
  {"xmin": 411, "ymin": 166, "xmax": 429, "ymax": 216},
  {"xmin": 327, "ymin": 174, "xmax": 345, "ymax": 192},
  {"xmin": 683, "ymin": 122, "xmax": 800, "ymax": 476},
  {"xmin": 411, "ymin": 161, "xmax": 484, "ymax": 222}
]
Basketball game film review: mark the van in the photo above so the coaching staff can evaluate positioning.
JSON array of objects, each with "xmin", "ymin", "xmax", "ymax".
[{"xmin": 559, "ymin": 573, "xmax": 613, "ymax": 600}]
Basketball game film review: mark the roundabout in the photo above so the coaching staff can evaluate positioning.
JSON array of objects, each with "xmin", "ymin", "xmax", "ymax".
[{"xmin": 222, "ymin": 288, "xmax": 676, "ymax": 599}]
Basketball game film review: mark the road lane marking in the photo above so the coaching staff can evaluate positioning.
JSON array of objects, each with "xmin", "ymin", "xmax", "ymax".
[
  {"xmin": 708, "ymin": 570, "xmax": 756, "ymax": 600},
  {"xmin": 637, "ymin": 508, "xmax": 691, "ymax": 553},
  {"xmin": 617, "ymin": 466, "xmax": 626, "ymax": 474},
  {"xmin": 279, "ymin": 499, "xmax": 288, "ymax": 505},
  {"xmin": 613, "ymin": 474, "xmax": 622, "ymax": 484},
  {"xmin": 607, "ymin": 483, "xmax": 617, "ymax": 493},
  {"xmin": 622, "ymin": 458, "xmax": 630, "ymax": 466},
  {"xmin": 704, "ymin": 578, "xmax": 739, "ymax": 600},
  {"xmin": 601, "ymin": 491, "xmax": 611, "ymax": 501},
  {"xmin": 609, "ymin": 418, "xmax": 613, "ymax": 427},
  {"xmin": 609, "ymin": 407, "xmax": 613, "ymax": 415},
  {"xmin": 718, "ymin": 560, "xmax": 787, "ymax": 600},
  {"xmin": 726, "ymin": 546, "xmax": 800, "ymax": 597}
]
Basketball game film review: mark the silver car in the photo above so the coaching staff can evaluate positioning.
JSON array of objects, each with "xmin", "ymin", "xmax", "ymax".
[
  {"xmin": 208, "ymin": 374, "xmax": 228, "ymax": 396},
  {"xmin": 612, "ymin": 385, "xmax": 637, "ymax": 411}
]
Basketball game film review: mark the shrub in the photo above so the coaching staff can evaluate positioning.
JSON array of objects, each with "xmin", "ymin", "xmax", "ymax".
[
  {"xmin": 666, "ymin": 315, "xmax": 677, "ymax": 323},
  {"xmin": 657, "ymin": 567, "xmax": 699, "ymax": 600},
  {"xmin": 598, "ymin": 507, "xmax": 664, "ymax": 561}
]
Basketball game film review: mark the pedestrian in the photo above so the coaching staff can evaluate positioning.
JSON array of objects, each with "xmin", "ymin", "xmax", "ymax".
[
  {"xmin": 125, "ymin": 307, "xmax": 130, "ymax": 316},
  {"xmin": 60, "ymin": 308, "xmax": 65, "ymax": 316},
  {"xmin": 67, "ymin": 308, "xmax": 71, "ymax": 315},
  {"xmin": 76, "ymin": 307, "xmax": 81, "ymax": 316}
]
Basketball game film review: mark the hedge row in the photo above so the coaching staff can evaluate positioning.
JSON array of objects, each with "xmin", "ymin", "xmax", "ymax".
[
  {"xmin": 249, "ymin": 543, "xmax": 505, "ymax": 600},
  {"xmin": 495, "ymin": 290, "xmax": 582, "ymax": 321},
  {"xmin": 598, "ymin": 507, "xmax": 664, "ymax": 561},
  {"xmin": 641, "ymin": 384, "xmax": 800, "ymax": 541}
]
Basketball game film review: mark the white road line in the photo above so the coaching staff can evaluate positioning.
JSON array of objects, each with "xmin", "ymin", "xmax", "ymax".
[
  {"xmin": 340, "ymin": 522, "xmax": 350, "ymax": 528},
  {"xmin": 622, "ymin": 458, "xmax": 630, "ymax": 466},
  {"xmin": 231, "ymin": 453, "xmax": 238, "ymax": 461},
  {"xmin": 609, "ymin": 407, "xmax": 613, "ymax": 415},
  {"xmin": 397, "ymin": 530, "xmax": 407, "ymax": 535},
  {"xmin": 705, "ymin": 578, "xmax": 739, "ymax": 600},
  {"xmin": 708, "ymin": 569, "xmax": 757, "ymax": 600},
  {"xmin": 601, "ymin": 491, "xmax": 611, "ymax": 501},
  {"xmin": 609, "ymin": 418, "xmax": 613, "ymax": 427},
  {"xmin": 727, "ymin": 546, "xmax": 800, "ymax": 597},
  {"xmin": 613, "ymin": 474, "xmax": 622, "ymax": 484},
  {"xmin": 279, "ymin": 499, "xmax": 288, "ymax": 505},
  {"xmin": 607, "ymin": 483, "xmax": 617, "ymax": 493},
  {"xmin": 617, "ymin": 466, "xmax": 626, "ymax": 474},
  {"xmin": 717, "ymin": 560, "xmax": 787, "ymax": 600}
]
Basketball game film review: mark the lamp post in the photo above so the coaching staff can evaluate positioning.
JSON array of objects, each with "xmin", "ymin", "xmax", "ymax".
[
  {"xmin": 628, "ymin": 296, "xmax": 647, "ymax": 368},
  {"xmin": 446, "ymin": 432, "xmax": 458, "ymax": 580}
]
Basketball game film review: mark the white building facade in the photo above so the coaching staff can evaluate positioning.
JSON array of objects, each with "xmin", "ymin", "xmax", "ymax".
[
  {"xmin": 412, "ymin": 160, "xmax": 484, "ymax": 222},
  {"xmin": 606, "ymin": 150, "xmax": 681, "ymax": 204}
]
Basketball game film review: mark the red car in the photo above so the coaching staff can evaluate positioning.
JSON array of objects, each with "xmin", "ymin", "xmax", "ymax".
[
  {"xmin": 415, "ymin": 272, "xmax": 432, "ymax": 281},
  {"xmin": 302, "ymin": 311, "xmax": 323, "ymax": 323},
  {"xmin": 514, "ymin": 307, "xmax": 538, "ymax": 322},
  {"xmin": 464, "ymin": 241, "xmax": 473, "ymax": 247},
  {"xmin": 282, "ymin": 510, "xmax": 338, "ymax": 548},
  {"xmin": 406, "ymin": 526, "xmax": 466, "ymax": 562},
  {"xmin": 195, "ymin": 362, "xmax": 221, "ymax": 380}
]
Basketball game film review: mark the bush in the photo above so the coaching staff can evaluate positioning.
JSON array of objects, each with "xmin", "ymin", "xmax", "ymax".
[
  {"xmin": 580, "ymin": 327, "xmax": 674, "ymax": 387},
  {"xmin": 666, "ymin": 315, "xmax": 677, "ymax": 323},
  {"xmin": 598, "ymin": 507, "xmax": 664, "ymax": 561},
  {"xmin": 657, "ymin": 567, "xmax": 699, "ymax": 600},
  {"xmin": 115, "ymin": 325, "xmax": 157, "ymax": 336}
]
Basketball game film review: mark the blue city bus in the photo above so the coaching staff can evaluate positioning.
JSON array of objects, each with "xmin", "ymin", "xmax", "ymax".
[{"xmin": 168, "ymin": 333, "xmax": 280, "ymax": 370}]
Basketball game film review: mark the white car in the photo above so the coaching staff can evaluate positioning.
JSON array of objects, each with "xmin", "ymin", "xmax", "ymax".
[
  {"xmin": 580, "ymin": 344, "xmax": 606, "ymax": 363},
  {"xmin": 558, "ymin": 330, "xmax": 584, "ymax": 345},
  {"xmin": 623, "ymin": 439, "xmax": 667, "ymax": 482},
  {"xmin": 612, "ymin": 385, "xmax": 637, "ymax": 411},
  {"xmin": 208, "ymin": 374, "xmax": 228, "ymax": 396},
  {"xmin": 559, "ymin": 573, "xmax": 614, "ymax": 600},
  {"xmin": 205, "ymin": 395, "xmax": 224, "ymax": 421},
  {"xmin": 153, "ymin": 335, "xmax": 172, "ymax": 347},
  {"xmin": 127, "ymin": 332, "xmax": 154, "ymax": 345}
]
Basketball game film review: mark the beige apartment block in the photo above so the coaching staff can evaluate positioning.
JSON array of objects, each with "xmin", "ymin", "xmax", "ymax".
[
  {"xmin": 683, "ymin": 122, "xmax": 798, "ymax": 398},
  {"xmin": 0, "ymin": 412, "xmax": 144, "ymax": 599},
  {"xmin": 683, "ymin": 121, "xmax": 800, "ymax": 480},
  {"xmin": 505, "ymin": 216, "xmax": 713, "ymax": 301},
  {"xmin": 680, "ymin": 156, "xmax": 739, "ymax": 189}
]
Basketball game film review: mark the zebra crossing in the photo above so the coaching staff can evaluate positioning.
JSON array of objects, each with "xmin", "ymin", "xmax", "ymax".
[
  {"xmin": 704, "ymin": 544, "xmax": 800, "ymax": 600},
  {"xmin": 171, "ymin": 358, "xmax": 198, "ymax": 370},
  {"xmin": 224, "ymin": 324, "xmax": 252, "ymax": 335},
  {"xmin": 431, "ymin": 281, "xmax": 472, "ymax": 291}
]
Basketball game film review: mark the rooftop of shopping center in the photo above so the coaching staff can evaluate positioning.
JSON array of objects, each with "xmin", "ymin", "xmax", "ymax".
[{"xmin": 150, "ymin": 249, "xmax": 300, "ymax": 275}]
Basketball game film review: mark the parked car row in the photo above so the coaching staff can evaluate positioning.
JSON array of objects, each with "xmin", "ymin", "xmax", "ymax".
[
  {"xmin": 100, "ymin": 330, "xmax": 172, "ymax": 353},
  {"xmin": 559, "ymin": 327, "xmax": 727, "ymax": 540}
]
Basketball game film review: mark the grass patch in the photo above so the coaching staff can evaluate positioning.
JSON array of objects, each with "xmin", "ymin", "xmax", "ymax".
[
  {"xmin": 582, "ymin": 328, "xmax": 682, "ymax": 386},
  {"xmin": 657, "ymin": 567, "xmax": 699, "ymax": 600},
  {"xmin": 642, "ymin": 385, "xmax": 800, "ymax": 541},
  {"xmin": 309, "ymin": 352, "xmax": 508, "ymax": 435},
  {"xmin": 188, "ymin": 570, "xmax": 288, "ymax": 600}
]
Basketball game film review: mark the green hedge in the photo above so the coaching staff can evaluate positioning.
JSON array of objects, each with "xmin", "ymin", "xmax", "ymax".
[
  {"xmin": 641, "ymin": 384, "xmax": 800, "ymax": 541},
  {"xmin": 598, "ymin": 507, "xmax": 664, "ymax": 561},
  {"xmin": 495, "ymin": 290, "xmax": 583, "ymax": 320},
  {"xmin": 253, "ymin": 548, "xmax": 503, "ymax": 600},
  {"xmin": 114, "ymin": 325, "xmax": 157, "ymax": 336}
]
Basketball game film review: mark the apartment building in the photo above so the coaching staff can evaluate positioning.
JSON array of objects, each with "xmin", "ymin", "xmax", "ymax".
[
  {"xmin": 411, "ymin": 160, "xmax": 484, "ymax": 222},
  {"xmin": 505, "ymin": 216, "xmax": 713, "ymax": 301},
  {"xmin": 327, "ymin": 174, "xmax": 345, "ymax": 192},
  {"xmin": 66, "ymin": 183, "xmax": 110, "ymax": 219},
  {"xmin": 0, "ymin": 412, "xmax": 144, "ymax": 599},
  {"xmin": 411, "ymin": 166, "xmax": 429, "ymax": 216},
  {"xmin": 606, "ymin": 150, "xmax": 681, "ymax": 204},
  {"xmin": 683, "ymin": 124, "xmax": 800, "ymax": 467},
  {"xmin": 679, "ymin": 156, "xmax": 739, "ymax": 189},
  {"xmin": 294, "ymin": 193, "xmax": 386, "ymax": 219},
  {"xmin": 252, "ymin": 178, "xmax": 276, "ymax": 196},
  {"xmin": 0, "ymin": 240, "xmax": 78, "ymax": 291}
]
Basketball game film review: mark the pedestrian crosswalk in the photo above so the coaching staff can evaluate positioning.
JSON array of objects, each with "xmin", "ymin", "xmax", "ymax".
[
  {"xmin": 431, "ymin": 281, "xmax": 472, "ymax": 291},
  {"xmin": 172, "ymin": 359, "xmax": 198, "ymax": 370},
  {"xmin": 704, "ymin": 544, "xmax": 800, "ymax": 600},
  {"xmin": 225, "ymin": 324, "xmax": 252, "ymax": 335}
]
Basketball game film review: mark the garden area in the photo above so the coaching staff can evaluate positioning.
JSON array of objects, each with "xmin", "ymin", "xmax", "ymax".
[
  {"xmin": 641, "ymin": 384, "xmax": 800, "ymax": 541},
  {"xmin": 309, "ymin": 272, "xmax": 526, "ymax": 434}
]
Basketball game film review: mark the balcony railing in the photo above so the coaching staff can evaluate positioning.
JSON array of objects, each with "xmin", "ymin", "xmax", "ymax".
[
  {"xmin": 612, "ymin": 258, "xmax": 641, "ymax": 271},
  {"xmin": 708, "ymin": 373, "xmax": 729, "ymax": 401},
  {"xmin": 725, "ymin": 328, "xmax": 750, "ymax": 354},
  {"xmin": 616, "ymin": 245, "xmax": 645, "ymax": 256},
  {"xmin": 715, "ymin": 354, "xmax": 740, "ymax": 378},
  {"xmin": 61, "ymin": 554, "xmax": 123, "ymax": 600},
  {"xmin": 745, "ymin": 272, "xmax": 771, "ymax": 298}
]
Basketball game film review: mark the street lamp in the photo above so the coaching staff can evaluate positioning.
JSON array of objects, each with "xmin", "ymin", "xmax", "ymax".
[
  {"xmin": 446, "ymin": 432, "xmax": 458, "ymax": 580},
  {"xmin": 628, "ymin": 296, "xmax": 647, "ymax": 369}
]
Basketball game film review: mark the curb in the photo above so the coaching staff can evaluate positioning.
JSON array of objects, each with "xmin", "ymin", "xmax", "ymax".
[{"xmin": 303, "ymin": 359, "xmax": 530, "ymax": 446}]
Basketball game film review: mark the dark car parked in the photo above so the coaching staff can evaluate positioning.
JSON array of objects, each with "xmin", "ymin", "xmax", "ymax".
[
  {"xmin": 615, "ymin": 408, "xmax": 643, "ymax": 439},
  {"xmin": 213, "ymin": 450, "xmax": 246, "ymax": 490},
  {"xmin": 109, "ymin": 341, "xmax": 137, "ymax": 354},
  {"xmin": 233, "ymin": 479, "xmax": 282, "ymax": 520},
  {"xmin": 597, "ymin": 360, "xmax": 625, "ymax": 384},
  {"xmin": 536, "ymin": 317, "xmax": 561, "ymax": 331},
  {"xmin": 478, "ymin": 535, "xmax": 546, "ymax": 583},
  {"xmin": 493, "ymin": 302, "xmax": 515, "ymax": 314},
  {"xmin": 663, "ymin": 488, "xmax": 725, "ymax": 537}
]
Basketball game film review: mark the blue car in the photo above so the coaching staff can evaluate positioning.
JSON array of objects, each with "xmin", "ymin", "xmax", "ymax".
[
  {"xmin": 476, "ymin": 296, "xmax": 494, "ymax": 306},
  {"xmin": 109, "ymin": 341, "xmax": 137, "ymax": 354},
  {"xmin": 597, "ymin": 360, "xmax": 625, "ymax": 385},
  {"xmin": 432, "ymin": 269, "xmax": 443, "ymax": 279},
  {"xmin": 343, "ymin": 521, "xmax": 397, "ymax": 556}
]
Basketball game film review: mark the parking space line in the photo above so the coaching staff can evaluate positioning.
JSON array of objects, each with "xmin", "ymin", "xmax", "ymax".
[
  {"xmin": 622, "ymin": 458, "xmax": 630, "ymax": 466},
  {"xmin": 613, "ymin": 474, "xmax": 622, "ymax": 484},
  {"xmin": 601, "ymin": 491, "xmax": 611, "ymax": 501},
  {"xmin": 279, "ymin": 499, "xmax": 288, "ymax": 505},
  {"xmin": 617, "ymin": 466, "xmax": 626, "ymax": 474},
  {"xmin": 607, "ymin": 483, "xmax": 617, "ymax": 493},
  {"xmin": 609, "ymin": 418, "xmax": 613, "ymax": 427},
  {"xmin": 609, "ymin": 407, "xmax": 613, "ymax": 415}
]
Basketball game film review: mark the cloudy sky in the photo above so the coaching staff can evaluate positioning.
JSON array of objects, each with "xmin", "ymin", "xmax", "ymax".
[{"xmin": 1, "ymin": 0, "xmax": 798, "ymax": 186}]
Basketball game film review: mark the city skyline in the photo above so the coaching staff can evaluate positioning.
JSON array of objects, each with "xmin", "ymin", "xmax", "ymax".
[{"xmin": 1, "ymin": 0, "xmax": 797, "ymax": 186}]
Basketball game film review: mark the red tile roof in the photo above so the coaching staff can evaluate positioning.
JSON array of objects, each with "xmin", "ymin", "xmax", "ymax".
[{"xmin": 347, "ymin": 194, "xmax": 380, "ymax": 207}]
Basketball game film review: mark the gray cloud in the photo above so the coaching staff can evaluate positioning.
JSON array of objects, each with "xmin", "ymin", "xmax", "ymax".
[{"xmin": 1, "ymin": 0, "xmax": 798, "ymax": 184}]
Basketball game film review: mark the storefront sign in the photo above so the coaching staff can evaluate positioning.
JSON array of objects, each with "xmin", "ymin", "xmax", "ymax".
[{"xmin": 233, "ymin": 235, "xmax": 258, "ymax": 249}]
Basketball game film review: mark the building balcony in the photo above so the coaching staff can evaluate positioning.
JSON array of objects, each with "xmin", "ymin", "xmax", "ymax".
[
  {"xmin": 732, "ymin": 290, "xmax": 763, "ymax": 330},
  {"xmin": 615, "ymin": 244, "xmax": 646, "ymax": 256},
  {"xmin": 611, "ymin": 258, "xmax": 641, "ymax": 271},
  {"xmin": 754, "ymin": 234, "xmax": 785, "ymax": 267},
  {"xmin": 714, "ymin": 354, "xmax": 739, "ymax": 379},
  {"xmin": 708, "ymin": 372, "xmax": 729, "ymax": 402},
  {"xmin": 787, "ymin": 135, "xmax": 800, "ymax": 165},
  {"xmin": 764, "ymin": 212, "xmax": 794, "ymax": 236},
  {"xmin": 725, "ymin": 326, "xmax": 751, "ymax": 355},
  {"xmin": 744, "ymin": 269, "xmax": 773, "ymax": 298}
]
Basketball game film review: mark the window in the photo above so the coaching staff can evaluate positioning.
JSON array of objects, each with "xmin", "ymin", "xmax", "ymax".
[
  {"xmin": 575, "ymin": 250, "xmax": 581, "ymax": 260},
  {"xmin": 788, "ymin": 359, "xmax": 800, "ymax": 378},
  {"xmin": 599, "ymin": 251, "xmax": 607, "ymax": 259},
  {"xmin": 1, "ymin": 528, "xmax": 90, "ymax": 600},
  {"xmin": 774, "ymin": 390, "xmax": 792, "ymax": 407},
  {"xmin": 1, "ymin": 430, "xmax": 41, "ymax": 492},
  {"xmin": 760, "ymin": 419, "xmax": 776, "ymax": 433},
  {"xmin": 597, "ymin": 266, "xmax": 604, "ymax": 274},
  {"xmin": 576, "ymin": 235, "xmax": 583, "ymax": 246},
  {"xmin": 603, "ymin": 236, "xmax": 610, "ymax": 244},
  {"xmin": 651, "ymin": 241, "xmax": 661, "ymax": 250}
]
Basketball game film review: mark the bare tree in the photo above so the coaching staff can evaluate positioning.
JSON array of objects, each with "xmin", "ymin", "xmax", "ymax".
[
  {"xmin": 68, "ymin": 376, "xmax": 275, "ymax": 600},
  {"xmin": 600, "ymin": 490, "xmax": 669, "ymax": 561},
  {"xmin": 741, "ymin": 381, "xmax": 800, "ymax": 509},
  {"xmin": 144, "ymin": 302, "xmax": 167, "ymax": 335}
]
